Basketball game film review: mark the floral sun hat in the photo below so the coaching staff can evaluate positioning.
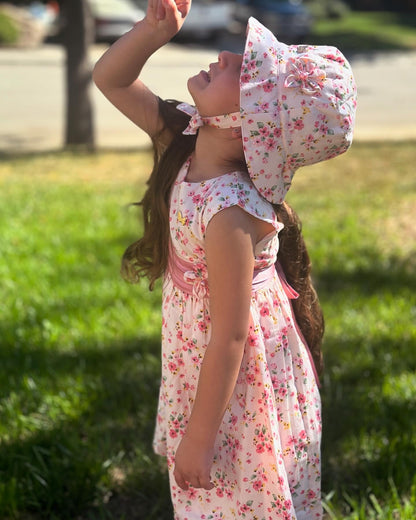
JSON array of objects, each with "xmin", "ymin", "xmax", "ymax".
[{"xmin": 240, "ymin": 17, "xmax": 357, "ymax": 204}]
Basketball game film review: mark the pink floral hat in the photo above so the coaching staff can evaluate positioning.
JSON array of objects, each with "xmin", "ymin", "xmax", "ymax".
[{"xmin": 240, "ymin": 17, "xmax": 357, "ymax": 204}]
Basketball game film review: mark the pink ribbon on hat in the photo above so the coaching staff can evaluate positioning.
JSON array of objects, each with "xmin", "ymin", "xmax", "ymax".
[
  {"xmin": 177, "ymin": 102, "xmax": 241, "ymax": 135},
  {"xmin": 284, "ymin": 57, "xmax": 326, "ymax": 95}
]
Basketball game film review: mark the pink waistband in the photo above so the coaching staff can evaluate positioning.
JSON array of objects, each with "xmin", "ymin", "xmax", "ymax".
[
  {"xmin": 168, "ymin": 248, "xmax": 297, "ymax": 299},
  {"xmin": 167, "ymin": 247, "xmax": 319, "ymax": 386}
]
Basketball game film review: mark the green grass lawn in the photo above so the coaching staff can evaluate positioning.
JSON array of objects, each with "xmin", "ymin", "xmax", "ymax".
[
  {"xmin": 0, "ymin": 142, "xmax": 415, "ymax": 519},
  {"xmin": 309, "ymin": 11, "xmax": 416, "ymax": 53}
]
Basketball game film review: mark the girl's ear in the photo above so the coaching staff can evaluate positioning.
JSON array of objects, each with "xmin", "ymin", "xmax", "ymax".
[{"xmin": 231, "ymin": 127, "xmax": 242, "ymax": 139}]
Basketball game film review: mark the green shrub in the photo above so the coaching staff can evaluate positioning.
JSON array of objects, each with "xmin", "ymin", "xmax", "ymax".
[{"xmin": 0, "ymin": 10, "xmax": 19, "ymax": 45}]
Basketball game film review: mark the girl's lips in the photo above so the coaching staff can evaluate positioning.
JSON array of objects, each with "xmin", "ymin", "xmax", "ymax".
[{"xmin": 200, "ymin": 70, "xmax": 210, "ymax": 82}]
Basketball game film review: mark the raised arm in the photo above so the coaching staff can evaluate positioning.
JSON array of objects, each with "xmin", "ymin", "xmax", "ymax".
[{"xmin": 93, "ymin": 0, "xmax": 192, "ymax": 140}]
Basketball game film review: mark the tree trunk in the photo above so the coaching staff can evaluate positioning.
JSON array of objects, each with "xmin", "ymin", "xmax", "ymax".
[{"xmin": 61, "ymin": 0, "xmax": 95, "ymax": 148}]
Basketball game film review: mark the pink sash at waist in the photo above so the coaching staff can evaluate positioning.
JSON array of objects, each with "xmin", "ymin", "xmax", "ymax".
[{"xmin": 168, "ymin": 248, "xmax": 296, "ymax": 299}]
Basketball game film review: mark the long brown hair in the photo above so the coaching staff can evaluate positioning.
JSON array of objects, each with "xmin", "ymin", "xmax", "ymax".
[
  {"xmin": 121, "ymin": 98, "xmax": 324, "ymax": 376},
  {"xmin": 274, "ymin": 202, "xmax": 324, "ymax": 375},
  {"xmin": 121, "ymin": 98, "xmax": 196, "ymax": 286}
]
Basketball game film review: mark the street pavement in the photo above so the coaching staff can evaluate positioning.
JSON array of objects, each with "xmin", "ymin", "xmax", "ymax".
[{"xmin": 1, "ymin": 40, "xmax": 416, "ymax": 154}]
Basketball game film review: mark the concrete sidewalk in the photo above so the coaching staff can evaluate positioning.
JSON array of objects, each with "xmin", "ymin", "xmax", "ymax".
[{"xmin": 0, "ymin": 43, "xmax": 415, "ymax": 154}]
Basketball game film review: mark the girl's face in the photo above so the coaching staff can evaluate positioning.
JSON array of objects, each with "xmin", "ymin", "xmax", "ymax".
[{"xmin": 188, "ymin": 51, "xmax": 243, "ymax": 117}]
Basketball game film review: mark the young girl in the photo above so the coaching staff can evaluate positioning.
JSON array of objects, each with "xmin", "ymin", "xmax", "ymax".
[{"xmin": 93, "ymin": 1, "xmax": 357, "ymax": 518}]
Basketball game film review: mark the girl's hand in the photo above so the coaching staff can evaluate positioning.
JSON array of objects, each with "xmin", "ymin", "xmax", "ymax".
[
  {"xmin": 145, "ymin": 0, "xmax": 192, "ymax": 40},
  {"xmin": 173, "ymin": 434, "xmax": 215, "ymax": 491}
]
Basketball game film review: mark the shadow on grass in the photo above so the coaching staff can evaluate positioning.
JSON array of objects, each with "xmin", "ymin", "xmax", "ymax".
[
  {"xmin": 316, "ymin": 252, "xmax": 416, "ymax": 507},
  {"xmin": 0, "ymin": 333, "xmax": 172, "ymax": 520},
  {"xmin": 317, "ymin": 249, "xmax": 415, "ymax": 295},
  {"xmin": 321, "ymin": 334, "xmax": 416, "ymax": 504}
]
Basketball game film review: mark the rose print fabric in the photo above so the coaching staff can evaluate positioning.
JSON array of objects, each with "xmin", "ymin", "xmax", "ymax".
[
  {"xmin": 153, "ymin": 158, "xmax": 322, "ymax": 519},
  {"xmin": 176, "ymin": 102, "xmax": 241, "ymax": 135}
]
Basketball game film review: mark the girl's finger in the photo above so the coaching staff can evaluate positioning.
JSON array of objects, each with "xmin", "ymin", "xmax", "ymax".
[
  {"xmin": 173, "ymin": 468, "xmax": 189, "ymax": 491},
  {"xmin": 156, "ymin": 0, "xmax": 166, "ymax": 20},
  {"xmin": 175, "ymin": 0, "xmax": 191, "ymax": 19},
  {"xmin": 199, "ymin": 474, "xmax": 214, "ymax": 490},
  {"xmin": 162, "ymin": 0, "xmax": 176, "ymax": 18}
]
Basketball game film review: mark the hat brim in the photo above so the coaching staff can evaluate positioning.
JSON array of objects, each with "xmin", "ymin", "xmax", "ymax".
[{"xmin": 240, "ymin": 17, "xmax": 294, "ymax": 205}]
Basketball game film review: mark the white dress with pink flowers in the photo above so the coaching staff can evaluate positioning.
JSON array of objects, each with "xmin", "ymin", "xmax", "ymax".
[{"xmin": 153, "ymin": 157, "xmax": 322, "ymax": 520}]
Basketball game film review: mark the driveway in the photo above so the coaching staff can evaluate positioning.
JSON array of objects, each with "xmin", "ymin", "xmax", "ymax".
[{"xmin": 0, "ymin": 41, "xmax": 415, "ymax": 153}]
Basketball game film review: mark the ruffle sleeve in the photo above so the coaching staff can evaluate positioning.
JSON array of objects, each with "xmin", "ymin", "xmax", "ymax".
[{"xmin": 198, "ymin": 171, "xmax": 283, "ymax": 238}]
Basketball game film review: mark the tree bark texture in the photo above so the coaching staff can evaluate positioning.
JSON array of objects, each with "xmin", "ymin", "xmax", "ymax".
[{"xmin": 61, "ymin": 0, "xmax": 95, "ymax": 147}]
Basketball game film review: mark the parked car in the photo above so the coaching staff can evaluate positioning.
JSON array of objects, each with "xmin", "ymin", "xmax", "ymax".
[
  {"xmin": 179, "ymin": 0, "xmax": 234, "ymax": 40},
  {"xmin": 134, "ymin": 0, "xmax": 234, "ymax": 41},
  {"xmin": 88, "ymin": 0, "xmax": 145, "ymax": 42},
  {"xmin": 47, "ymin": 0, "xmax": 145, "ymax": 43},
  {"xmin": 234, "ymin": 0, "xmax": 312, "ymax": 43}
]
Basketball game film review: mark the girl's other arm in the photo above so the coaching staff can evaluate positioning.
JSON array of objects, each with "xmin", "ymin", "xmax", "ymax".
[
  {"xmin": 173, "ymin": 207, "xmax": 269, "ymax": 491},
  {"xmin": 93, "ymin": 0, "xmax": 191, "ymax": 140}
]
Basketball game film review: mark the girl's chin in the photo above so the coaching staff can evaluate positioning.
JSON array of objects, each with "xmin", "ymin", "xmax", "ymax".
[
  {"xmin": 188, "ymin": 72, "xmax": 209, "ymax": 91},
  {"xmin": 187, "ymin": 79, "xmax": 204, "ymax": 103},
  {"xmin": 187, "ymin": 76, "xmax": 197, "ymax": 96}
]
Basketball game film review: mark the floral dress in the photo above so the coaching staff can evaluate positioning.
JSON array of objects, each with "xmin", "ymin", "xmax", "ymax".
[{"xmin": 153, "ymin": 157, "xmax": 322, "ymax": 520}]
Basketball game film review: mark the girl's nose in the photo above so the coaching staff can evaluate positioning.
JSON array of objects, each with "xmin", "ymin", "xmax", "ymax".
[
  {"xmin": 218, "ymin": 51, "xmax": 229, "ymax": 68},
  {"xmin": 218, "ymin": 51, "xmax": 243, "ymax": 69}
]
